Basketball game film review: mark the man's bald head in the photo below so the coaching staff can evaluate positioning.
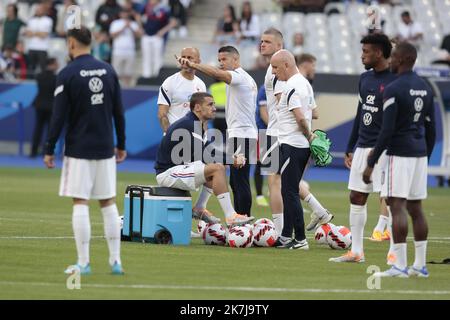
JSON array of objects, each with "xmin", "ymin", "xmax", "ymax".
[
  {"xmin": 180, "ymin": 47, "xmax": 201, "ymax": 74},
  {"xmin": 270, "ymin": 49, "xmax": 298, "ymax": 81},
  {"xmin": 272, "ymin": 49, "xmax": 296, "ymax": 67},
  {"xmin": 181, "ymin": 47, "xmax": 200, "ymax": 60}
]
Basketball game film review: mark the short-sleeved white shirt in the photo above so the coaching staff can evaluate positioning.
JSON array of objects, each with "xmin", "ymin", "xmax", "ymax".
[
  {"xmin": 264, "ymin": 65, "xmax": 286, "ymax": 137},
  {"xmin": 277, "ymin": 73, "xmax": 316, "ymax": 148},
  {"xmin": 157, "ymin": 72, "xmax": 207, "ymax": 125},
  {"xmin": 398, "ymin": 21, "xmax": 423, "ymax": 41},
  {"xmin": 109, "ymin": 19, "xmax": 139, "ymax": 56},
  {"xmin": 26, "ymin": 16, "xmax": 53, "ymax": 51},
  {"xmin": 226, "ymin": 67, "xmax": 258, "ymax": 139}
]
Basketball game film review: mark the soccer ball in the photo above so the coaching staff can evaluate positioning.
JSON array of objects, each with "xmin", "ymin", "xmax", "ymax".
[
  {"xmin": 197, "ymin": 220, "xmax": 207, "ymax": 234},
  {"xmin": 203, "ymin": 223, "xmax": 226, "ymax": 245},
  {"xmin": 253, "ymin": 218, "xmax": 276, "ymax": 229},
  {"xmin": 327, "ymin": 225, "xmax": 352, "ymax": 250},
  {"xmin": 314, "ymin": 223, "xmax": 334, "ymax": 245},
  {"xmin": 253, "ymin": 223, "xmax": 277, "ymax": 247},
  {"xmin": 227, "ymin": 225, "xmax": 253, "ymax": 248}
]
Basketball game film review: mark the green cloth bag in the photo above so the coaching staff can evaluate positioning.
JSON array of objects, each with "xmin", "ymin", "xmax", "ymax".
[{"xmin": 310, "ymin": 129, "xmax": 333, "ymax": 167}]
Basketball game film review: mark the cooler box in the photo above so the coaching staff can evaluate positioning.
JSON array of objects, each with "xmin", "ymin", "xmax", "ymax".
[{"xmin": 121, "ymin": 185, "xmax": 192, "ymax": 245}]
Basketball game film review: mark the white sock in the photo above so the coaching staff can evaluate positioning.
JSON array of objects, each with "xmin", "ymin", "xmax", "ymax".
[
  {"xmin": 272, "ymin": 213, "xmax": 284, "ymax": 236},
  {"xmin": 195, "ymin": 186, "xmax": 213, "ymax": 209},
  {"xmin": 304, "ymin": 193, "xmax": 327, "ymax": 218},
  {"xmin": 72, "ymin": 204, "xmax": 91, "ymax": 267},
  {"xmin": 217, "ymin": 192, "xmax": 235, "ymax": 219},
  {"xmin": 374, "ymin": 215, "xmax": 389, "ymax": 233},
  {"xmin": 101, "ymin": 204, "xmax": 121, "ymax": 266},
  {"xmin": 413, "ymin": 240, "xmax": 427, "ymax": 269},
  {"xmin": 387, "ymin": 207, "xmax": 394, "ymax": 254},
  {"xmin": 350, "ymin": 204, "xmax": 367, "ymax": 256},
  {"xmin": 393, "ymin": 243, "xmax": 407, "ymax": 270}
]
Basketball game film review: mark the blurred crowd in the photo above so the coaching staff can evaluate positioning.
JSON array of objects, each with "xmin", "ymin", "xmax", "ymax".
[
  {"xmin": 0, "ymin": 0, "xmax": 191, "ymax": 84},
  {"xmin": 1, "ymin": 0, "xmax": 450, "ymax": 83}
]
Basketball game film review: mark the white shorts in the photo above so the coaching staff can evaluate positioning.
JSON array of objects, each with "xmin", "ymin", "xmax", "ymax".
[
  {"xmin": 59, "ymin": 156, "xmax": 116, "ymax": 200},
  {"xmin": 112, "ymin": 54, "xmax": 135, "ymax": 77},
  {"xmin": 348, "ymin": 147, "xmax": 386, "ymax": 193},
  {"xmin": 156, "ymin": 161, "xmax": 206, "ymax": 191},
  {"xmin": 381, "ymin": 156, "xmax": 428, "ymax": 200}
]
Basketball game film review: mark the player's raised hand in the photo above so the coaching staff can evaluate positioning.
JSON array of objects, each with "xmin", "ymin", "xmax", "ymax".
[
  {"xmin": 44, "ymin": 154, "xmax": 55, "ymax": 169},
  {"xmin": 175, "ymin": 54, "xmax": 191, "ymax": 68},
  {"xmin": 116, "ymin": 148, "xmax": 127, "ymax": 163}
]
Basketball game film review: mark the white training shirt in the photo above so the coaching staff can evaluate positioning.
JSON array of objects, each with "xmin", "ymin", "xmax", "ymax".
[
  {"xmin": 109, "ymin": 19, "xmax": 140, "ymax": 56},
  {"xmin": 277, "ymin": 73, "xmax": 316, "ymax": 148},
  {"xmin": 26, "ymin": 16, "xmax": 53, "ymax": 51},
  {"xmin": 157, "ymin": 72, "xmax": 207, "ymax": 125},
  {"xmin": 264, "ymin": 65, "xmax": 286, "ymax": 137},
  {"xmin": 226, "ymin": 67, "xmax": 258, "ymax": 139}
]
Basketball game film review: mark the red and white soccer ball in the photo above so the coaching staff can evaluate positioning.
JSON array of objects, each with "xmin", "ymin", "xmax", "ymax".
[
  {"xmin": 197, "ymin": 220, "xmax": 207, "ymax": 235},
  {"xmin": 253, "ymin": 218, "xmax": 276, "ymax": 230},
  {"xmin": 252, "ymin": 223, "xmax": 277, "ymax": 247},
  {"xmin": 314, "ymin": 223, "xmax": 334, "ymax": 245},
  {"xmin": 327, "ymin": 225, "xmax": 352, "ymax": 250},
  {"xmin": 227, "ymin": 225, "xmax": 253, "ymax": 248},
  {"xmin": 202, "ymin": 223, "xmax": 226, "ymax": 245}
]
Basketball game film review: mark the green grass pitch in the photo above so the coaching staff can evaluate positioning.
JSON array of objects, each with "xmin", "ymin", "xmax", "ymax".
[{"xmin": 0, "ymin": 167, "xmax": 449, "ymax": 300}]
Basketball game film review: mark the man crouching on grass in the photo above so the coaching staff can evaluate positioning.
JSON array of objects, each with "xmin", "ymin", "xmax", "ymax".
[{"xmin": 154, "ymin": 92, "xmax": 254, "ymax": 227}]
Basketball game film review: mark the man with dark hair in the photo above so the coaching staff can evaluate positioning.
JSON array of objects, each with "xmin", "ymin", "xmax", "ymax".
[
  {"xmin": 155, "ymin": 92, "xmax": 254, "ymax": 226},
  {"xmin": 397, "ymin": 11, "xmax": 423, "ymax": 47},
  {"xmin": 363, "ymin": 42, "xmax": 435, "ymax": 278},
  {"xmin": 177, "ymin": 45, "xmax": 258, "ymax": 220},
  {"xmin": 44, "ymin": 26, "xmax": 127, "ymax": 276},
  {"xmin": 24, "ymin": 3, "xmax": 53, "ymax": 76},
  {"xmin": 95, "ymin": 0, "xmax": 122, "ymax": 33},
  {"xmin": 330, "ymin": 33, "xmax": 397, "ymax": 263},
  {"xmin": 140, "ymin": 0, "xmax": 177, "ymax": 78},
  {"xmin": 295, "ymin": 54, "xmax": 316, "ymax": 82},
  {"xmin": 1, "ymin": 4, "xmax": 25, "ymax": 51},
  {"xmin": 67, "ymin": 27, "xmax": 92, "ymax": 47},
  {"xmin": 30, "ymin": 58, "xmax": 58, "ymax": 157},
  {"xmin": 157, "ymin": 47, "xmax": 207, "ymax": 237}
]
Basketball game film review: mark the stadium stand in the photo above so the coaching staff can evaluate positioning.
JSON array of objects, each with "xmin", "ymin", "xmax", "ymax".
[{"xmin": 1, "ymin": 0, "xmax": 450, "ymax": 76}]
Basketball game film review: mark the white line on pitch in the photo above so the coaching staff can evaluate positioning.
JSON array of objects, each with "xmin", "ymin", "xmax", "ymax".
[{"xmin": 0, "ymin": 281, "xmax": 449, "ymax": 296}]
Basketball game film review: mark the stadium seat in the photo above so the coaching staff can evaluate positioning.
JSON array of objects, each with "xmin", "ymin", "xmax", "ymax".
[
  {"xmin": 305, "ymin": 13, "xmax": 327, "ymax": 34},
  {"xmin": 259, "ymin": 12, "xmax": 282, "ymax": 34},
  {"xmin": 238, "ymin": 45, "xmax": 260, "ymax": 70},
  {"xmin": 282, "ymin": 12, "xmax": 305, "ymax": 44},
  {"xmin": 17, "ymin": 2, "xmax": 31, "ymax": 22},
  {"xmin": 347, "ymin": 3, "xmax": 369, "ymax": 38}
]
